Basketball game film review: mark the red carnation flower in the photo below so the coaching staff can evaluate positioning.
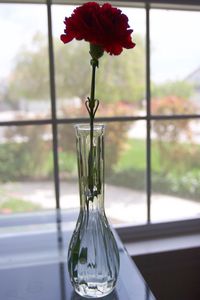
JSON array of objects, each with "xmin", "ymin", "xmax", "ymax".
[{"xmin": 60, "ymin": 2, "xmax": 135, "ymax": 55}]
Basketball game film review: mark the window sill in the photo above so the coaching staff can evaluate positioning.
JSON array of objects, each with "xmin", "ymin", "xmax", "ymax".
[
  {"xmin": 116, "ymin": 218, "xmax": 200, "ymax": 257},
  {"xmin": 125, "ymin": 232, "xmax": 200, "ymax": 256},
  {"xmin": 1, "ymin": 210, "xmax": 200, "ymax": 258}
]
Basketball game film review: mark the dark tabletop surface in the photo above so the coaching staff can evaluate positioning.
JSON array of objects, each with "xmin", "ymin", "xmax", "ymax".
[{"xmin": 0, "ymin": 211, "xmax": 156, "ymax": 300}]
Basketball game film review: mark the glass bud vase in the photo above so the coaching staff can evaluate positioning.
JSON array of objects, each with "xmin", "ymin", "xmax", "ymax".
[{"xmin": 68, "ymin": 124, "xmax": 120, "ymax": 298}]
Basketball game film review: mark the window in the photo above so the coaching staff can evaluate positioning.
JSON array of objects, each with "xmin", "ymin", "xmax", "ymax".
[
  {"xmin": 0, "ymin": 1, "xmax": 200, "ymax": 229},
  {"xmin": 150, "ymin": 8, "xmax": 200, "ymax": 222},
  {"xmin": 0, "ymin": 3, "xmax": 55, "ymax": 213}
]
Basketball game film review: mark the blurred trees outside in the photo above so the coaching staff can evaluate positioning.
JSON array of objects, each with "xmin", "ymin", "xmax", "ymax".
[
  {"xmin": 0, "ymin": 32, "xmax": 145, "ymax": 182},
  {"xmin": 151, "ymin": 96, "xmax": 196, "ymax": 174},
  {"xmin": 1, "ymin": 31, "xmax": 200, "ymax": 201},
  {"xmin": 8, "ymin": 33, "xmax": 50, "ymax": 102},
  {"xmin": 151, "ymin": 95, "xmax": 200, "ymax": 200},
  {"xmin": 7, "ymin": 33, "xmax": 145, "ymax": 106},
  {"xmin": 1, "ymin": 121, "xmax": 52, "ymax": 182},
  {"xmin": 151, "ymin": 80, "xmax": 194, "ymax": 99}
]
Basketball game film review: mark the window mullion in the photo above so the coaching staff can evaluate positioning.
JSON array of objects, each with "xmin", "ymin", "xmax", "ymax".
[
  {"xmin": 47, "ymin": 0, "xmax": 60, "ymax": 210},
  {"xmin": 146, "ymin": 3, "xmax": 151, "ymax": 223}
]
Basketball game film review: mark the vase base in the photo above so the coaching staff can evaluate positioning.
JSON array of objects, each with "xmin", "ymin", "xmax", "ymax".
[{"xmin": 74, "ymin": 281, "xmax": 115, "ymax": 298}]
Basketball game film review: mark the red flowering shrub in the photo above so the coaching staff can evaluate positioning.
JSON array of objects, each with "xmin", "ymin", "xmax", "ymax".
[
  {"xmin": 60, "ymin": 2, "xmax": 135, "ymax": 55},
  {"xmin": 151, "ymin": 96, "xmax": 196, "ymax": 173},
  {"xmin": 151, "ymin": 96, "xmax": 195, "ymax": 116},
  {"xmin": 151, "ymin": 96, "xmax": 195, "ymax": 142}
]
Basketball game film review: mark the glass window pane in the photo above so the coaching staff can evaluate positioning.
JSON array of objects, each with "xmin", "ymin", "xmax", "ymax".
[
  {"xmin": 52, "ymin": 5, "xmax": 146, "ymax": 118},
  {"xmin": 151, "ymin": 9, "xmax": 200, "ymax": 115},
  {"xmin": 151, "ymin": 119, "xmax": 200, "ymax": 222},
  {"xmin": 0, "ymin": 4, "xmax": 50, "ymax": 121},
  {"xmin": 59, "ymin": 121, "xmax": 147, "ymax": 226},
  {"xmin": 0, "ymin": 125, "xmax": 55, "ymax": 215}
]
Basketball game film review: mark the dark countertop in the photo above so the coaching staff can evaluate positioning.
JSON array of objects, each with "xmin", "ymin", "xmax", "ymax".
[{"xmin": 0, "ymin": 211, "xmax": 156, "ymax": 300}]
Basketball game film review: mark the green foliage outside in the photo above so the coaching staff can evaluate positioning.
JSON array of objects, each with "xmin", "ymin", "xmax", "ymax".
[
  {"xmin": 151, "ymin": 80, "xmax": 194, "ymax": 99},
  {"xmin": 1, "ymin": 136, "xmax": 200, "ymax": 201},
  {"xmin": 0, "ymin": 188, "xmax": 41, "ymax": 214},
  {"xmin": 0, "ymin": 125, "xmax": 53, "ymax": 182},
  {"xmin": 59, "ymin": 151, "xmax": 77, "ymax": 177},
  {"xmin": 0, "ymin": 198, "xmax": 41, "ymax": 214},
  {"xmin": 108, "ymin": 139, "xmax": 200, "ymax": 201}
]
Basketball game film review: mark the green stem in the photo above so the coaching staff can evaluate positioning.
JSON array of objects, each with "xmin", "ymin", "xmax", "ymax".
[
  {"xmin": 88, "ymin": 61, "xmax": 97, "ymax": 200},
  {"xmin": 90, "ymin": 61, "xmax": 96, "ymax": 106}
]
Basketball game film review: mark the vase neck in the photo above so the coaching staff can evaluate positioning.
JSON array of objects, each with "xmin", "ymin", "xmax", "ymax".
[
  {"xmin": 75, "ymin": 124, "xmax": 105, "ymax": 211},
  {"xmin": 80, "ymin": 194, "xmax": 104, "ymax": 212}
]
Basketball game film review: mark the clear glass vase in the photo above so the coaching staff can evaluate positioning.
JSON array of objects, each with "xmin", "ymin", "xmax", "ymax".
[{"xmin": 68, "ymin": 124, "xmax": 120, "ymax": 298}]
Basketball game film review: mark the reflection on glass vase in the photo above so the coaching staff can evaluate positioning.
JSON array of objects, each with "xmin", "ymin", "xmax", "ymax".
[{"xmin": 68, "ymin": 124, "xmax": 120, "ymax": 298}]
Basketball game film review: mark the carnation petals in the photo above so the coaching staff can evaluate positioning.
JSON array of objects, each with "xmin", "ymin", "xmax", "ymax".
[
  {"xmin": 60, "ymin": 1, "xmax": 135, "ymax": 55},
  {"xmin": 60, "ymin": 33, "xmax": 73, "ymax": 43}
]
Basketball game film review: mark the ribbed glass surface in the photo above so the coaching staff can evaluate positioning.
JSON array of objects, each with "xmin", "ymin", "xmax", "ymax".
[{"xmin": 68, "ymin": 124, "xmax": 120, "ymax": 298}]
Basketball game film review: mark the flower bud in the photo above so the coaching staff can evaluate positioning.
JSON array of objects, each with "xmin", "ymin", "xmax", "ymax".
[{"xmin": 90, "ymin": 43, "xmax": 104, "ymax": 60}]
